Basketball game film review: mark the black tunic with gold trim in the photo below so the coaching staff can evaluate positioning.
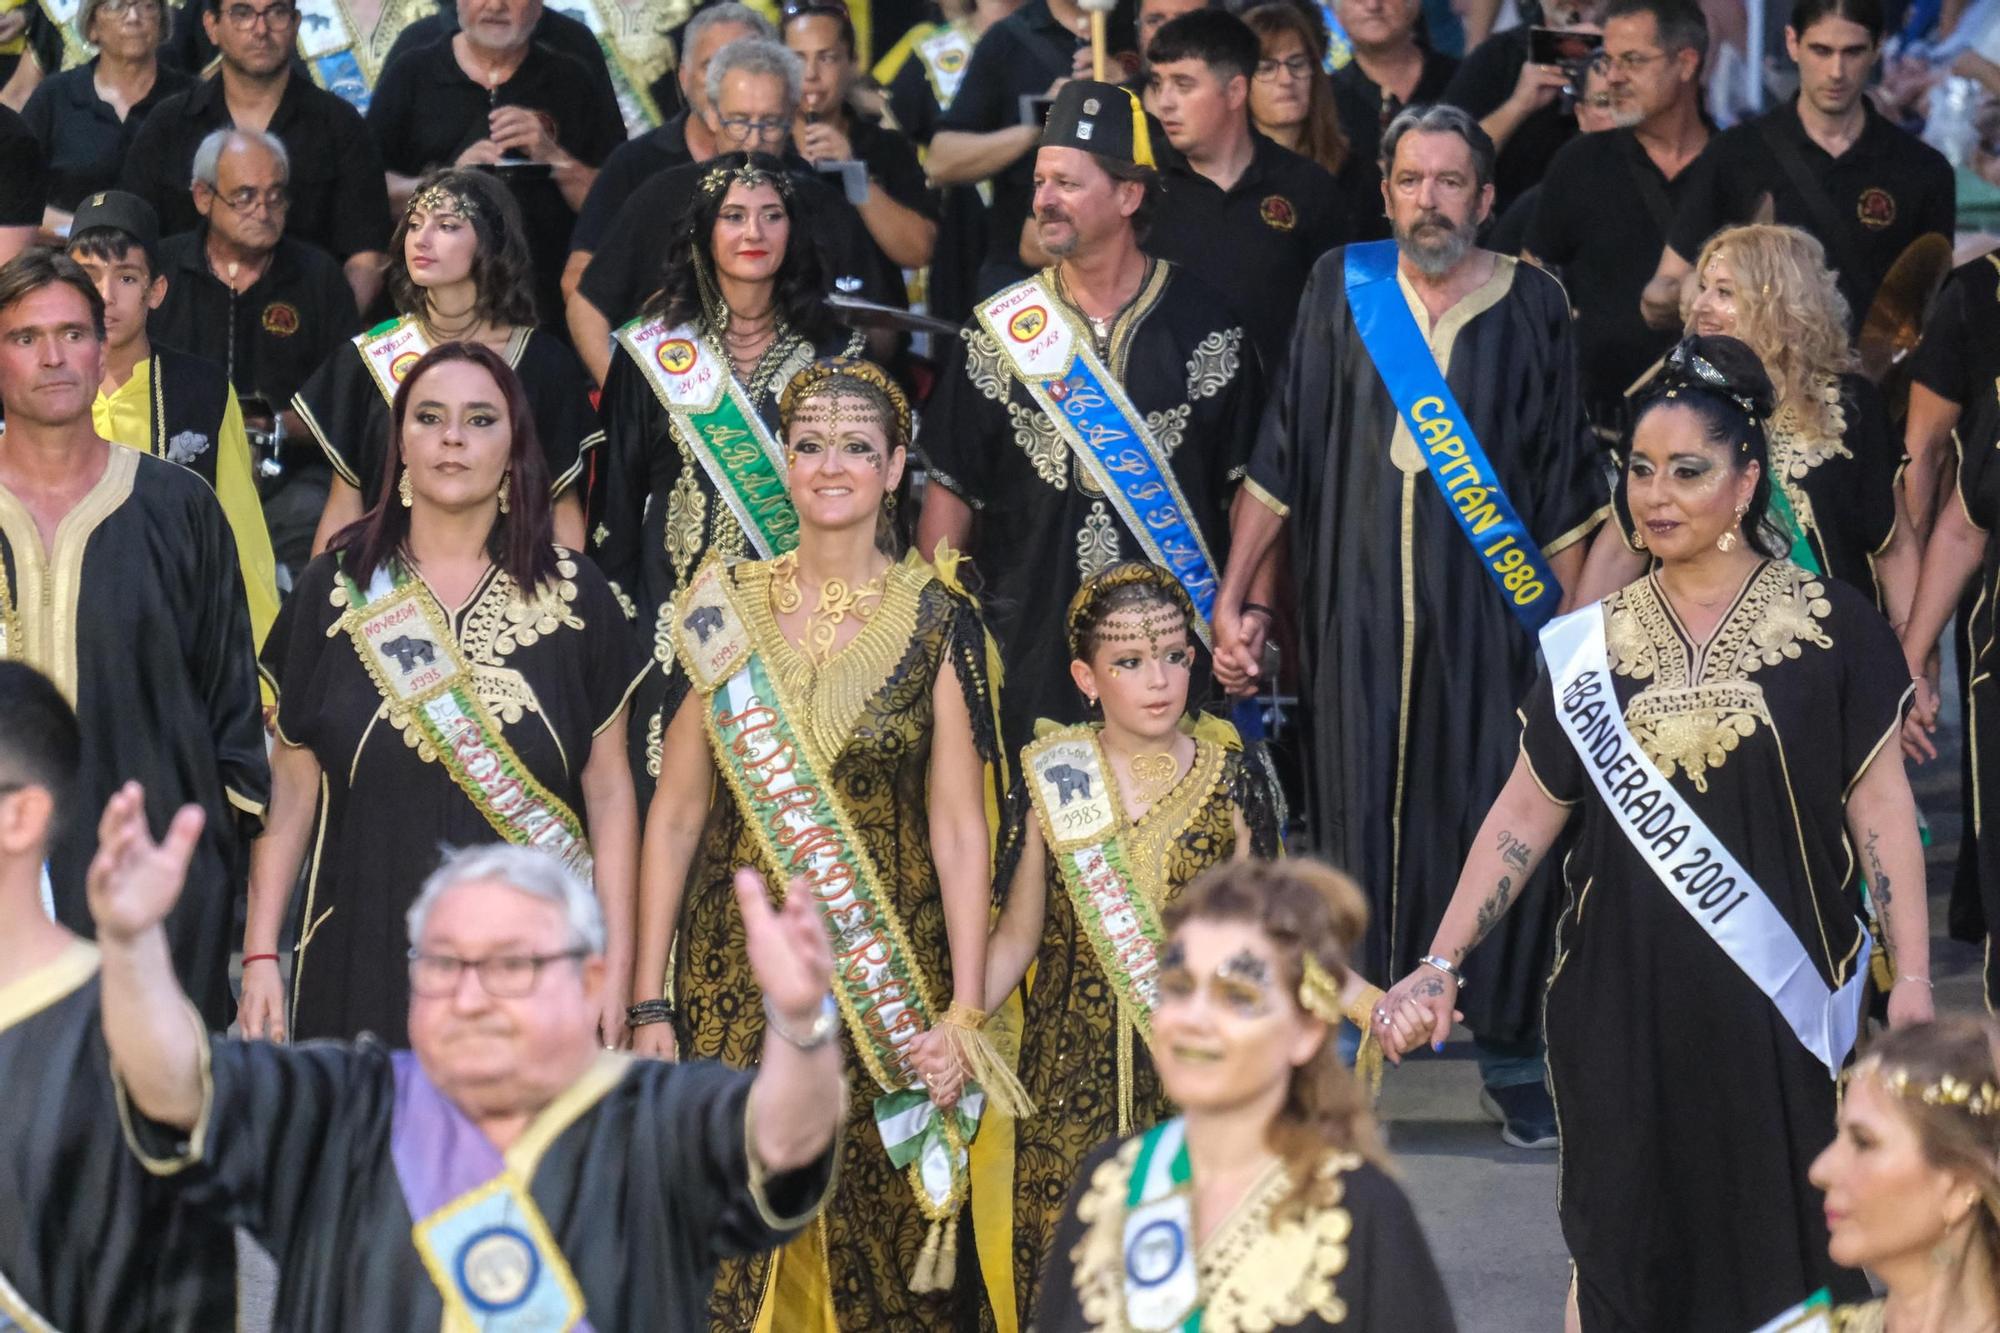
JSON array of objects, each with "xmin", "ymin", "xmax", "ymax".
[
  {"xmin": 1002, "ymin": 721, "xmax": 1281, "ymax": 1322},
  {"xmin": 1946, "ymin": 424, "xmax": 2000, "ymax": 1004},
  {"xmin": 1519, "ymin": 562, "xmax": 1900, "ymax": 1329},
  {"xmin": 261, "ymin": 547, "xmax": 645, "ymax": 1042},
  {"xmin": 917, "ymin": 261, "xmax": 1264, "ymax": 756},
  {"xmin": 1246, "ymin": 247, "xmax": 1606, "ymax": 1043},
  {"xmin": 588, "ymin": 321, "xmax": 860, "ymax": 798},
  {"xmin": 117, "ymin": 1039, "xmax": 836, "ymax": 1330},
  {"xmin": 1034, "ymin": 1133, "xmax": 1457, "ymax": 1332},
  {"xmin": 292, "ymin": 323, "xmax": 601, "ymax": 510},
  {"xmin": 0, "ymin": 941, "xmax": 237, "ymax": 1332},
  {"xmin": 0, "ymin": 448, "xmax": 267, "ymax": 1030},
  {"xmin": 670, "ymin": 551, "xmax": 1004, "ymax": 1332}
]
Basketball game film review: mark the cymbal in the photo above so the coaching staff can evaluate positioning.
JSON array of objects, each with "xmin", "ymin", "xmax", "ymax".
[
  {"xmin": 828, "ymin": 294, "xmax": 963, "ymax": 339},
  {"xmin": 1858, "ymin": 233, "xmax": 1953, "ymax": 385}
]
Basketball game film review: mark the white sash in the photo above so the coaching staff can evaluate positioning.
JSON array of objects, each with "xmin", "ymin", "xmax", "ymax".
[
  {"xmin": 1541, "ymin": 605, "xmax": 1869, "ymax": 1077},
  {"xmin": 354, "ymin": 317, "xmax": 434, "ymax": 406},
  {"xmin": 914, "ymin": 25, "xmax": 973, "ymax": 108}
]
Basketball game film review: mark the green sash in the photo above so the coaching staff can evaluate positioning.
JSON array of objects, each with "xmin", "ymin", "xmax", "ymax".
[
  {"xmin": 1022, "ymin": 727, "xmax": 1168, "ymax": 1042},
  {"xmin": 340, "ymin": 561, "xmax": 593, "ymax": 878},
  {"xmin": 617, "ymin": 318, "xmax": 799, "ymax": 559},
  {"xmin": 1766, "ymin": 480, "xmax": 1823, "ymax": 575}
]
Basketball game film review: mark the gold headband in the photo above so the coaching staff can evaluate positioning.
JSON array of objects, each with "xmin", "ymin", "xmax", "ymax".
[
  {"xmin": 700, "ymin": 160, "xmax": 787, "ymax": 201},
  {"xmin": 1064, "ymin": 562, "xmax": 1198, "ymax": 658},
  {"xmin": 779, "ymin": 357, "xmax": 912, "ymax": 446},
  {"xmin": 1297, "ymin": 953, "xmax": 1344, "ymax": 1027},
  {"xmin": 407, "ymin": 181, "xmax": 482, "ymax": 225},
  {"xmin": 1877, "ymin": 1066, "xmax": 2000, "ymax": 1119}
]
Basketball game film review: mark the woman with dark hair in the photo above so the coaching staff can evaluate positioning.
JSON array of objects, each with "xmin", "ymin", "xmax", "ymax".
[
  {"xmin": 1807, "ymin": 1017, "xmax": 2000, "ymax": 1331},
  {"xmin": 590, "ymin": 151, "xmax": 861, "ymax": 795},
  {"xmin": 240, "ymin": 341, "xmax": 645, "ymax": 1047},
  {"xmin": 1034, "ymin": 857, "xmax": 1455, "ymax": 1331},
  {"xmin": 982, "ymin": 560, "xmax": 1293, "ymax": 1319},
  {"xmin": 1378, "ymin": 334, "xmax": 1934, "ymax": 1330},
  {"xmin": 295, "ymin": 167, "xmax": 601, "ymax": 554},
  {"xmin": 1244, "ymin": 6, "xmax": 1351, "ymax": 174},
  {"xmin": 631, "ymin": 355, "xmax": 1012, "ymax": 1331}
]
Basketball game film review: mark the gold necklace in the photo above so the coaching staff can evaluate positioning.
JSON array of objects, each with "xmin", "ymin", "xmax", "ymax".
[
  {"xmin": 1125, "ymin": 749, "xmax": 1181, "ymax": 803},
  {"xmin": 772, "ymin": 552, "xmax": 888, "ymax": 664}
]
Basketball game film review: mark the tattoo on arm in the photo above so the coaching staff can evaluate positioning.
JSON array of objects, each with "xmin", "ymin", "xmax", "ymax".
[
  {"xmin": 1864, "ymin": 828, "xmax": 1894, "ymax": 965},
  {"xmin": 1470, "ymin": 874, "xmax": 1515, "ymax": 952},
  {"xmin": 1496, "ymin": 829, "xmax": 1533, "ymax": 873}
]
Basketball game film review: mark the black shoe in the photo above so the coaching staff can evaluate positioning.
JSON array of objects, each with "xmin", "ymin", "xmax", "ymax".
[{"xmin": 1480, "ymin": 1083, "xmax": 1558, "ymax": 1149}]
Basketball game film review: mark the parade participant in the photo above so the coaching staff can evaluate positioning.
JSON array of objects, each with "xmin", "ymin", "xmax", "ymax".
[
  {"xmin": 983, "ymin": 561, "xmax": 1285, "ymax": 1319},
  {"xmin": 1143, "ymin": 10, "xmax": 1352, "ymax": 366},
  {"xmin": 241, "ymin": 341, "xmax": 643, "ymax": 1046},
  {"xmin": 1579, "ymin": 225, "xmax": 1905, "ymax": 610},
  {"xmin": 1640, "ymin": 0, "xmax": 1954, "ymax": 336},
  {"xmin": 1807, "ymin": 1017, "xmax": 2000, "ymax": 1332},
  {"xmin": 119, "ymin": 0, "xmax": 389, "ymax": 311},
  {"xmin": 0, "ymin": 248, "xmax": 266, "ymax": 1030},
  {"xmin": 918, "ymin": 79, "xmax": 1264, "ymax": 757},
  {"xmin": 1033, "ymin": 857, "xmax": 1456, "ymax": 1332},
  {"xmin": 589, "ymin": 152, "xmax": 860, "ymax": 797},
  {"xmin": 1213, "ymin": 103, "xmax": 1603, "ymax": 1148},
  {"xmin": 1379, "ymin": 335, "xmax": 1933, "ymax": 1330},
  {"xmin": 633, "ymin": 356, "xmax": 1021, "ymax": 1330},
  {"xmin": 66, "ymin": 190, "xmax": 279, "ymax": 652},
  {"xmin": 0, "ymin": 666, "xmax": 238, "ymax": 1333},
  {"xmin": 97, "ymin": 824, "xmax": 845, "ymax": 1328},
  {"xmin": 1902, "ymin": 250, "xmax": 2000, "ymax": 544},
  {"xmin": 298, "ymin": 168, "xmax": 599, "ymax": 553}
]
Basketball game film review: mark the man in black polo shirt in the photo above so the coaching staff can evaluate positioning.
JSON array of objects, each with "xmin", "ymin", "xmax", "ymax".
[
  {"xmin": 784, "ymin": 0, "xmax": 937, "ymax": 272},
  {"xmin": 562, "ymin": 3, "xmax": 771, "ymax": 307},
  {"xmin": 149, "ymin": 127, "xmax": 359, "ymax": 574},
  {"xmin": 1640, "ymin": 0, "xmax": 1953, "ymax": 335},
  {"xmin": 1526, "ymin": 0, "xmax": 1707, "ymax": 431},
  {"xmin": 366, "ymin": 0, "xmax": 627, "ymax": 332},
  {"xmin": 0, "ymin": 104, "xmax": 44, "ymax": 267},
  {"xmin": 1144, "ymin": 9, "xmax": 1349, "ymax": 364},
  {"xmin": 378, "ymin": 0, "xmax": 623, "ymax": 131},
  {"xmin": 120, "ymin": 0, "xmax": 389, "ymax": 311},
  {"xmin": 1443, "ymin": 0, "xmax": 1604, "ymax": 215},
  {"xmin": 1330, "ymin": 0, "xmax": 1457, "ymax": 216}
]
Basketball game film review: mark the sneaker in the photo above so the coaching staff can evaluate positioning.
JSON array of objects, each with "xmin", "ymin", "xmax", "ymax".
[{"xmin": 1480, "ymin": 1083, "xmax": 1558, "ymax": 1150}]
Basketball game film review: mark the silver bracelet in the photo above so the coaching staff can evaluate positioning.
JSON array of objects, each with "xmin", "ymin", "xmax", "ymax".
[
  {"xmin": 1419, "ymin": 954, "xmax": 1465, "ymax": 986},
  {"xmin": 1899, "ymin": 975, "xmax": 1935, "ymax": 988},
  {"xmin": 763, "ymin": 993, "xmax": 840, "ymax": 1050}
]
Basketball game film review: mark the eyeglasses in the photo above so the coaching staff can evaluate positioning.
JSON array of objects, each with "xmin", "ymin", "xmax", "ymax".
[
  {"xmin": 407, "ymin": 947, "xmax": 588, "ymax": 998},
  {"xmin": 1593, "ymin": 48, "xmax": 1668, "ymax": 73},
  {"xmin": 213, "ymin": 185, "xmax": 290, "ymax": 214},
  {"xmin": 717, "ymin": 115, "xmax": 790, "ymax": 138},
  {"xmin": 219, "ymin": 2, "xmax": 297, "ymax": 29},
  {"xmin": 1254, "ymin": 55, "xmax": 1315, "ymax": 82}
]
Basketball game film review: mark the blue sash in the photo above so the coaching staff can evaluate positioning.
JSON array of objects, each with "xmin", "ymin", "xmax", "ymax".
[
  {"xmin": 977, "ymin": 276, "xmax": 1221, "ymax": 643},
  {"xmin": 1343, "ymin": 240, "xmax": 1561, "ymax": 631}
]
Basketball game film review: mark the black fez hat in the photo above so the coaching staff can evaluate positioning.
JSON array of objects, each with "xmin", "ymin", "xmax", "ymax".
[{"xmin": 1039, "ymin": 79, "xmax": 1156, "ymax": 168}]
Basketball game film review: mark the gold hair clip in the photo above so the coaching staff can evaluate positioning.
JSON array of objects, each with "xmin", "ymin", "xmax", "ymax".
[
  {"xmin": 1880, "ymin": 1066, "xmax": 2000, "ymax": 1118},
  {"xmin": 1063, "ymin": 562, "xmax": 1198, "ymax": 658},
  {"xmin": 408, "ymin": 182, "xmax": 480, "ymax": 223},
  {"xmin": 700, "ymin": 160, "xmax": 784, "ymax": 199}
]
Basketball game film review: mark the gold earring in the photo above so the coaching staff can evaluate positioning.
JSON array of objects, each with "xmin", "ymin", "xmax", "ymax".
[
  {"xmin": 1717, "ymin": 502, "xmax": 1746, "ymax": 552},
  {"xmin": 884, "ymin": 492, "xmax": 897, "ymax": 514},
  {"xmin": 497, "ymin": 472, "xmax": 511, "ymax": 516},
  {"xmin": 398, "ymin": 468, "xmax": 414, "ymax": 508},
  {"xmin": 1632, "ymin": 526, "xmax": 1647, "ymax": 551}
]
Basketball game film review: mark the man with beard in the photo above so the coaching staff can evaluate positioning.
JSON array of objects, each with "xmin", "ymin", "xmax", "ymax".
[
  {"xmin": 1212, "ymin": 103, "xmax": 1605, "ymax": 1149},
  {"xmin": 916, "ymin": 78, "xmax": 1265, "ymax": 756}
]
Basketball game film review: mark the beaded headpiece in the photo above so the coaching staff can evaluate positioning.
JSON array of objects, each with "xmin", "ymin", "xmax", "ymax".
[
  {"xmin": 1660, "ymin": 342, "xmax": 1761, "ymax": 448},
  {"xmin": 407, "ymin": 180, "xmax": 484, "ymax": 226},
  {"xmin": 1877, "ymin": 1065, "xmax": 2000, "ymax": 1119},
  {"xmin": 779, "ymin": 357, "xmax": 912, "ymax": 449},
  {"xmin": 1296, "ymin": 952, "xmax": 1345, "ymax": 1026},
  {"xmin": 699, "ymin": 158, "xmax": 790, "ymax": 203},
  {"xmin": 1064, "ymin": 562, "xmax": 1198, "ymax": 659}
]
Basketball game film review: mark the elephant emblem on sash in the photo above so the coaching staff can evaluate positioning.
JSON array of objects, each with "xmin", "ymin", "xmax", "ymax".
[
  {"xmin": 381, "ymin": 634, "xmax": 438, "ymax": 672},
  {"xmin": 683, "ymin": 604, "xmax": 725, "ymax": 644},
  {"xmin": 1044, "ymin": 762, "xmax": 1092, "ymax": 806}
]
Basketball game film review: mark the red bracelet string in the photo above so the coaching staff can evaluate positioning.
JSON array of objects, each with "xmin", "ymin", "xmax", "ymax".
[{"xmin": 242, "ymin": 953, "xmax": 281, "ymax": 965}]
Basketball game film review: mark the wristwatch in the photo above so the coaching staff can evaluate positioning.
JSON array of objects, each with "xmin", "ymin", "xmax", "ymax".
[{"xmin": 764, "ymin": 993, "xmax": 840, "ymax": 1050}]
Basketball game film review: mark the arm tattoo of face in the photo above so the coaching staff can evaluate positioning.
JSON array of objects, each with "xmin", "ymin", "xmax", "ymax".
[
  {"xmin": 1469, "ymin": 874, "xmax": 1515, "ymax": 953},
  {"xmin": 1864, "ymin": 829, "xmax": 1893, "ymax": 963}
]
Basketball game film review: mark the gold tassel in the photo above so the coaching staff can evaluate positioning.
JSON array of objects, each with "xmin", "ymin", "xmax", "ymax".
[
  {"xmin": 909, "ymin": 1217, "xmax": 957, "ymax": 1292},
  {"xmin": 939, "ymin": 1003, "xmax": 1036, "ymax": 1119},
  {"xmin": 1354, "ymin": 1024, "xmax": 1384, "ymax": 1100}
]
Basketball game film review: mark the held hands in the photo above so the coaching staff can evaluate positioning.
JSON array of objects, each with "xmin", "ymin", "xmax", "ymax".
[
  {"xmin": 1210, "ymin": 603, "xmax": 1270, "ymax": 697},
  {"xmin": 1374, "ymin": 966, "xmax": 1464, "ymax": 1064},
  {"xmin": 85, "ymin": 783, "xmax": 205, "ymax": 947},
  {"xmin": 237, "ymin": 961, "xmax": 287, "ymax": 1043},
  {"xmin": 908, "ymin": 1026, "xmax": 966, "ymax": 1109},
  {"xmin": 736, "ymin": 868, "xmax": 835, "ymax": 1034},
  {"xmin": 1900, "ymin": 655, "xmax": 1942, "ymax": 764}
]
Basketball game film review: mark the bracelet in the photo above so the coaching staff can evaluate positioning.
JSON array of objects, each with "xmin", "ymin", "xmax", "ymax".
[
  {"xmin": 763, "ymin": 993, "xmax": 840, "ymax": 1050},
  {"xmin": 1899, "ymin": 976, "xmax": 1935, "ymax": 988},
  {"xmin": 940, "ymin": 1001, "xmax": 989, "ymax": 1031},
  {"xmin": 1418, "ymin": 954, "xmax": 1465, "ymax": 986},
  {"xmin": 242, "ymin": 953, "xmax": 281, "ymax": 966},
  {"xmin": 626, "ymin": 998, "xmax": 678, "ymax": 1027},
  {"xmin": 1240, "ymin": 602, "xmax": 1276, "ymax": 621}
]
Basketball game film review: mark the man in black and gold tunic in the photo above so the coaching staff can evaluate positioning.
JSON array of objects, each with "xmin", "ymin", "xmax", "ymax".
[{"xmin": 916, "ymin": 78, "xmax": 1264, "ymax": 755}]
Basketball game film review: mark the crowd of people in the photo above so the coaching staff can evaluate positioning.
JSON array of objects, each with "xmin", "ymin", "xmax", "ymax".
[{"xmin": 4, "ymin": 0, "xmax": 2000, "ymax": 1326}]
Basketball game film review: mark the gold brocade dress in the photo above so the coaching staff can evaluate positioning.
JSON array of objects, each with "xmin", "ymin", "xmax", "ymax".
[
  {"xmin": 672, "ymin": 549, "xmax": 1006, "ymax": 1332},
  {"xmin": 1006, "ymin": 721, "xmax": 1281, "ymax": 1322}
]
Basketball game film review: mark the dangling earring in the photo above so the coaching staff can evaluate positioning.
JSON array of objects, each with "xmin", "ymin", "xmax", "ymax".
[
  {"xmin": 398, "ymin": 468, "xmax": 414, "ymax": 508},
  {"xmin": 1717, "ymin": 501, "xmax": 1747, "ymax": 552},
  {"xmin": 884, "ymin": 492, "xmax": 897, "ymax": 514},
  {"xmin": 1632, "ymin": 526, "xmax": 1648, "ymax": 551},
  {"xmin": 497, "ymin": 472, "xmax": 511, "ymax": 516}
]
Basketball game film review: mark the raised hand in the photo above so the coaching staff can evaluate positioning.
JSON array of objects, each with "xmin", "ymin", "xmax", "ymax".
[
  {"xmin": 85, "ymin": 783, "xmax": 205, "ymax": 946},
  {"xmin": 735, "ymin": 868, "xmax": 835, "ymax": 1029}
]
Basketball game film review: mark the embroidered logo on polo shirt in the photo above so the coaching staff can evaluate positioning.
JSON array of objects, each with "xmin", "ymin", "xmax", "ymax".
[
  {"xmin": 1857, "ymin": 187, "xmax": 1896, "ymax": 229},
  {"xmin": 1259, "ymin": 195, "xmax": 1296, "ymax": 232},
  {"xmin": 166, "ymin": 431, "xmax": 212, "ymax": 465},
  {"xmin": 261, "ymin": 301, "xmax": 300, "ymax": 336}
]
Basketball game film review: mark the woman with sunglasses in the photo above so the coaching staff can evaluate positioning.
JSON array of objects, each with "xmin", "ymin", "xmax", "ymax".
[{"xmin": 1380, "ymin": 335, "xmax": 1932, "ymax": 1331}]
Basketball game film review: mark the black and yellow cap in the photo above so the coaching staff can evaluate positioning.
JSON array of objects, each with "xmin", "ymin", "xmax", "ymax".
[{"xmin": 1040, "ymin": 79, "xmax": 1156, "ymax": 169}]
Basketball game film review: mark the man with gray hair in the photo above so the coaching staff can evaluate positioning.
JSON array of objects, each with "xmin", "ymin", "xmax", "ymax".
[
  {"xmin": 151, "ymin": 127, "xmax": 360, "ymax": 578},
  {"xmin": 1213, "ymin": 102, "xmax": 1606, "ymax": 1150},
  {"xmin": 89, "ymin": 811, "xmax": 846, "ymax": 1328}
]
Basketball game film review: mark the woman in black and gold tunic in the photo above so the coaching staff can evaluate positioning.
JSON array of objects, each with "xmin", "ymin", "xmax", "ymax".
[
  {"xmin": 1035, "ymin": 858, "xmax": 1455, "ymax": 1332},
  {"xmin": 983, "ymin": 562, "xmax": 1284, "ymax": 1319},
  {"xmin": 239, "ymin": 342, "xmax": 645, "ymax": 1048},
  {"xmin": 1381, "ymin": 337, "xmax": 1934, "ymax": 1332},
  {"xmin": 630, "ymin": 357, "xmax": 1016, "ymax": 1331}
]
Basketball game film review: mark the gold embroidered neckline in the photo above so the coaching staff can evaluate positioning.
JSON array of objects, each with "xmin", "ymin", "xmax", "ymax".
[
  {"xmin": 769, "ymin": 549, "xmax": 889, "ymax": 665},
  {"xmin": 1765, "ymin": 372, "xmax": 1849, "ymax": 537}
]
